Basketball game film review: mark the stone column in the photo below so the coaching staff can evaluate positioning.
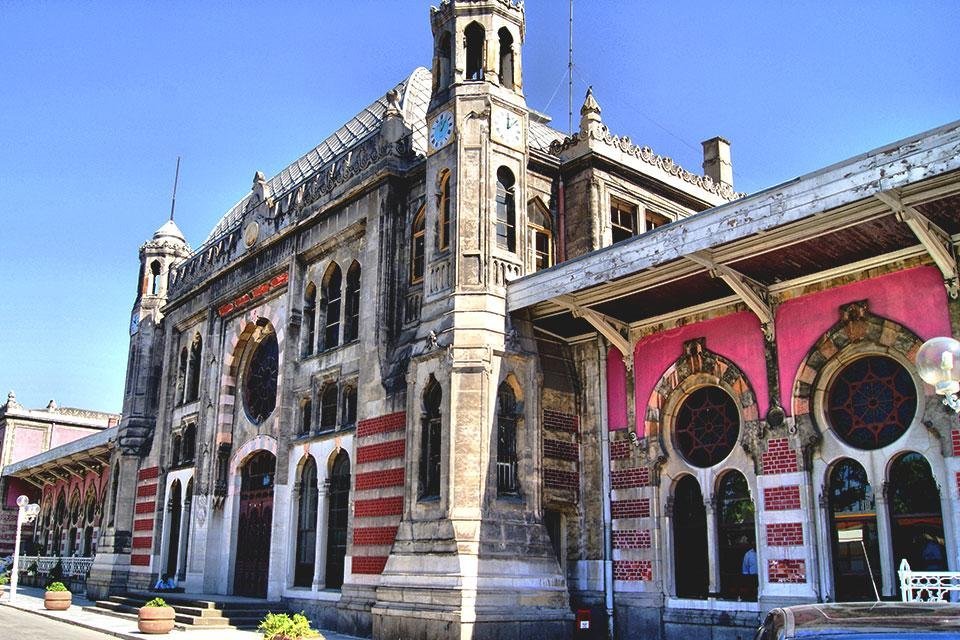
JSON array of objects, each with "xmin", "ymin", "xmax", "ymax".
[{"xmin": 313, "ymin": 479, "xmax": 330, "ymax": 590}]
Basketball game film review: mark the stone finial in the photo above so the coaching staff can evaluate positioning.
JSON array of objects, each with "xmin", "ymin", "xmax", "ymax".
[
  {"xmin": 46, "ymin": 399, "xmax": 58, "ymax": 411},
  {"xmin": 385, "ymin": 89, "xmax": 403, "ymax": 117},
  {"xmin": 579, "ymin": 86, "xmax": 603, "ymax": 137},
  {"xmin": 381, "ymin": 89, "xmax": 408, "ymax": 144},
  {"xmin": 5, "ymin": 390, "xmax": 19, "ymax": 408}
]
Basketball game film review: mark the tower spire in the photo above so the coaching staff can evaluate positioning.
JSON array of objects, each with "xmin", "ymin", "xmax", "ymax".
[{"xmin": 169, "ymin": 156, "xmax": 181, "ymax": 221}]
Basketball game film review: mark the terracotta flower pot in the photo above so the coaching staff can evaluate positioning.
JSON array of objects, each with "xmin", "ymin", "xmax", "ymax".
[
  {"xmin": 44, "ymin": 591, "xmax": 72, "ymax": 611},
  {"xmin": 138, "ymin": 605, "xmax": 176, "ymax": 634}
]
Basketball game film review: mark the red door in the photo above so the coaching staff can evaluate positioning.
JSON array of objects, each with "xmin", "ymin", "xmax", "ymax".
[{"xmin": 234, "ymin": 451, "xmax": 275, "ymax": 598}]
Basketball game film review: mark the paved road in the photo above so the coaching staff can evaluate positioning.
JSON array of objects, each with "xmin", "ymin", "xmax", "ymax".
[{"xmin": 0, "ymin": 606, "xmax": 118, "ymax": 640}]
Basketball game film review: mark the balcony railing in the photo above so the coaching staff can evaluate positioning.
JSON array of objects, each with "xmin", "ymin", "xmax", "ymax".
[
  {"xmin": 18, "ymin": 555, "xmax": 94, "ymax": 578},
  {"xmin": 899, "ymin": 559, "xmax": 960, "ymax": 602}
]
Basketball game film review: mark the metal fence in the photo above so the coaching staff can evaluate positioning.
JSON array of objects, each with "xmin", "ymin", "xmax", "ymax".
[{"xmin": 18, "ymin": 555, "xmax": 94, "ymax": 578}]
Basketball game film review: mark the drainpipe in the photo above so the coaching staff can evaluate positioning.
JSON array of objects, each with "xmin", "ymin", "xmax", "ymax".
[
  {"xmin": 597, "ymin": 337, "xmax": 615, "ymax": 638},
  {"xmin": 557, "ymin": 175, "xmax": 567, "ymax": 263}
]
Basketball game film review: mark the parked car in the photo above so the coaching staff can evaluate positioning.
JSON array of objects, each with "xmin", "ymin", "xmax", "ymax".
[{"xmin": 756, "ymin": 602, "xmax": 960, "ymax": 639}]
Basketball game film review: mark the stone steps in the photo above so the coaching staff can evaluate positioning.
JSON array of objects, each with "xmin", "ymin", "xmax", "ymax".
[{"xmin": 85, "ymin": 593, "xmax": 286, "ymax": 630}]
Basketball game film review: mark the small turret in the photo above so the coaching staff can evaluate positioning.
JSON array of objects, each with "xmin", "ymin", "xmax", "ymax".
[{"xmin": 579, "ymin": 86, "xmax": 603, "ymax": 137}]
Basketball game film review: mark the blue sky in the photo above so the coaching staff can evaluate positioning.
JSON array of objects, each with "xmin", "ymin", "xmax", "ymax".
[{"xmin": 1, "ymin": 1, "xmax": 958, "ymax": 413}]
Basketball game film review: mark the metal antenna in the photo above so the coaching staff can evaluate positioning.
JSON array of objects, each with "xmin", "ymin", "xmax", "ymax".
[
  {"xmin": 169, "ymin": 156, "xmax": 181, "ymax": 221},
  {"xmin": 568, "ymin": 0, "xmax": 574, "ymax": 134}
]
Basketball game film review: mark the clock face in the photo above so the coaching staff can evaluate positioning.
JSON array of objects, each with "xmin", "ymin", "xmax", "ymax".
[
  {"xmin": 130, "ymin": 312, "xmax": 140, "ymax": 336},
  {"xmin": 430, "ymin": 111, "xmax": 454, "ymax": 150},
  {"xmin": 493, "ymin": 109, "xmax": 523, "ymax": 147}
]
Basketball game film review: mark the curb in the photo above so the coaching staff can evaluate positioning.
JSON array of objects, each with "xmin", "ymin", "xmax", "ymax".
[{"xmin": 1, "ymin": 600, "xmax": 152, "ymax": 640}]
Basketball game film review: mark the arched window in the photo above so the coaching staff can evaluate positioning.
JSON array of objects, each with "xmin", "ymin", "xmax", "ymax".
[
  {"xmin": 171, "ymin": 434, "xmax": 182, "ymax": 466},
  {"xmin": 438, "ymin": 170, "xmax": 451, "ymax": 250},
  {"xmin": 674, "ymin": 475, "xmax": 708, "ymax": 598},
  {"xmin": 320, "ymin": 385, "xmax": 338, "ymax": 431},
  {"xmin": 717, "ymin": 471, "xmax": 757, "ymax": 600},
  {"xmin": 675, "ymin": 386, "xmax": 740, "ymax": 468},
  {"xmin": 321, "ymin": 264, "xmax": 342, "ymax": 350},
  {"xmin": 888, "ymin": 453, "xmax": 945, "ymax": 573},
  {"xmin": 829, "ymin": 458, "xmax": 881, "ymax": 600},
  {"xmin": 165, "ymin": 480, "xmax": 183, "ymax": 578},
  {"xmin": 495, "ymin": 167, "xmax": 516, "ymax": 252},
  {"xmin": 300, "ymin": 398, "xmax": 313, "ymax": 436},
  {"xmin": 827, "ymin": 355, "xmax": 916, "ymax": 450},
  {"xmin": 343, "ymin": 262, "xmax": 361, "ymax": 343},
  {"xmin": 294, "ymin": 457, "xmax": 318, "ymax": 587},
  {"xmin": 496, "ymin": 382, "xmax": 519, "ymax": 495},
  {"xmin": 341, "ymin": 386, "xmax": 357, "ymax": 429},
  {"xmin": 242, "ymin": 326, "xmax": 279, "ymax": 425},
  {"xmin": 528, "ymin": 199, "xmax": 552, "ymax": 271},
  {"xmin": 186, "ymin": 333, "xmax": 202, "ymax": 403},
  {"xmin": 303, "ymin": 283, "xmax": 317, "ymax": 357},
  {"xmin": 437, "ymin": 31, "xmax": 452, "ymax": 90},
  {"xmin": 325, "ymin": 451, "xmax": 350, "ymax": 589},
  {"xmin": 419, "ymin": 377, "xmax": 442, "ymax": 500},
  {"xmin": 411, "ymin": 206, "xmax": 425, "ymax": 283},
  {"xmin": 151, "ymin": 260, "xmax": 162, "ymax": 295},
  {"xmin": 177, "ymin": 347, "xmax": 188, "ymax": 405},
  {"xmin": 498, "ymin": 27, "xmax": 514, "ymax": 89},
  {"xmin": 464, "ymin": 22, "xmax": 485, "ymax": 81},
  {"xmin": 181, "ymin": 423, "xmax": 196, "ymax": 465}
]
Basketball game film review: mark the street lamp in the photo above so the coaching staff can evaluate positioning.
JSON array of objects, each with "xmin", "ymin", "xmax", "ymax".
[
  {"xmin": 916, "ymin": 336, "xmax": 960, "ymax": 413},
  {"xmin": 9, "ymin": 494, "xmax": 40, "ymax": 601}
]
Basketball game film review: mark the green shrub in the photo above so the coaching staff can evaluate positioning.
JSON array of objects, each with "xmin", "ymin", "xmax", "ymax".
[
  {"xmin": 258, "ymin": 611, "xmax": 320, "ymax": 640},
  {"xmin": 0, "ymin": 571, "xmax": 9, "ymax": 586},
  {"xmin": 46, "ymin": 581, "xmax": 69, "ymax": 592},
  {"xmin": 144, "ymin": 597, "xmax": 170, "ymax": 608}
]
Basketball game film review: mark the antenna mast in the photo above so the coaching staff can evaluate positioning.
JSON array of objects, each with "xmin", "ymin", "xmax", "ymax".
[
  {"xmin": 568, "ymin": 0, "xmax": 574, "ymax": 134},
  {"xmin": 169, "ymin": 156, "xmax": 181, "ymax": 221}
]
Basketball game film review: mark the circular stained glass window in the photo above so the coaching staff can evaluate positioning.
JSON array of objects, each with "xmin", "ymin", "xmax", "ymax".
[
  {"xmin": 826, "ymin": 355, "xmax": 916, "ymax": 450},
  {"xmin": 243, "ymin": 331, "xmax": 279, "ymax": 424},
  {"xmin": 675, "ymin": 386, "xmax": 740, "ymax": 468}
]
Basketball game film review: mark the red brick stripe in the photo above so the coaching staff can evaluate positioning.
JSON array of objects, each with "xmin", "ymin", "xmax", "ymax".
[
  {"xmin": 356, "ymin": 440, "xmax": 405, "ymax": 464},
  {"xmin": 137, "ymin": 467, "xmax": 160, "ymax": 481},
  {"xmin": 132, "ymin": 536, "xmax": 152, "ymax": 549},
  {"xmin": 353, "ymin": 526, "xmax": 399, "ymax": 546},
  {"xmin": 133, "ymin": 519, "xmax": 153, "ymax": 531},
  {"xmin": 357, "ymin": 412, "xmax": 406, "ymax": 438},
  {"xmin": 135, "ymin": 501, "xmax": 156, "ymax": 514},
  {"xmin": 543, "ymin": 410, "xmax": 579, "ymax": 433},
  {"xmin": 613, "ymin": 559, "xmax": 652, "ymax": 581},
  {"xmin": 544, "ymin": 468, "xmax": 579, "ymax": 491},
  {"xmin": 354, "ymin": 496, "xmax": 403, "ymax": 518},
  {"xmin": 767, "ymin": 522, "xmax": 804, "ymax": 546},
  {"xmin": 131, "ymin": 554, "xmax": 150, "ymax": 566},
  {"xmin": 355, "ymin": 468, "xmax": 405, "ymax": 491},
  {"xmin": 768, "ymin": 559, "xmax": 806, "ymax": 583},
  {"xmin": 610, "ymin": 440, "xmax": 631, "ymax": 460},
  {"xmin": 764, "ymin": 486, "xmax": 801, "ymax": 511},
  {"xmin": 762, "ymin": 438, "xmax": 798, "ymax": 474},
  {"xmin": 352, "ymin": 556, "xmax": 388, "ymax": 575},
  {"xmin": 612, "ymin": 529, "xmax": 651, "ymax": 549},
  {"xmin": 137, "ymin": 484, "xmax": 158, "ymax": 497},
  {"xmin": 611, "ymin": 498, "xmax": 650, "ymax": 519},
  {"xmin": 544, "ymin": 439, "xmax": 579, "ymax": 461},
  {"xmin": 611, "ymin": 466, "xmax": 650, "ymax": 489}
]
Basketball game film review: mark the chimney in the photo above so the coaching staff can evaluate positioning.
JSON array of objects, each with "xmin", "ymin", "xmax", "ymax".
[{"xmin": 701, "ymin": 136, "xmax": 733, "ymax": 189}]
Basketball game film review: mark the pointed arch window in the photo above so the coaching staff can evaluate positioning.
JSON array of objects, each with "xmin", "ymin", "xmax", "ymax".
[
  {"xmin": 437, "ymin": 31, "xmax": 452, "ymax": 90},
  {"xmin": 150, "ymin": 260, "xmax": 162, "ymax": 295},
  {"xmin": 242, "ymin": 328, "xmax": 279, "ymax": 425},
  {"xmin": 829, "ymin": 458, "xmax": 881, "ymax": 600},
  {"xmin": 528, "ymin": 199, "xmax": 553, "ymax": 271},
  {"xmin": 342, "ymin": 385, "xmax": 357, "ymax": 429},
  {"xmin": 177, "ymin": 347, "xmax": 188, "ymax": 405},
  {"xmin": 717, "ymin": 471, "xmax": 757, "ymax": 601},
  {"xmin": 325, "ymin": 451, "xmax": 350, "ymax": 589},
  {"xmin": 344, "ymin": 262, "xmax": 361, "ymax": 343},
  {"xmin": 300, "ymin": 397, "xmax": 313, "ymax": 436},
  {"xmin": 496, "ymin": 382, "xmax": 519, "ymax": 495},
  {"xmin": 438, "ymin": 171, "xmax": 451, "ymax": 250},
  {"xmin": 171, "ymin": 433, "xmax": 182, "ymax": 466},
  {"xmin": 294, "ymin": 456, "xmax": 318, "ymax": 587},
  {"xmin": 303, "ymin": 283, "xmax": 317, "ymax": 356},
  {"xmin": 320, "ymin": 384, "xmax": 338, "ymax": 431},
  {"xmin": 464, "ymin": 22, "xmax": 485, "ymax": 81},
  {"xmin": 411, "ymin": 206, "xmax": 426, "ymax": 283},
  {"xmin": 673, "ymin": 475, "xmax": 708, "ymax": 599},
  {"xmin": 181, "ymin": 423, "xmax": 196, "ymax": 465},
  {"xmin": 419, "ymin": 378, "xmax": 442, "ymax": 500},
  {"xmin": 498, "ymin": 27, "xmax": 514, "ymax": 89},
  {"xmin": 495, "ymin": 167, "xmax": 516, "ymax": 252},
  {"xmin": 321, "ymin": 264, "xmax": 342, "ymax": 350},
  {"xmin": 186, "ymin": 333, "xmax": 202, "ymax": 403},
  {"xmin": 888, "ymin": 452, "xmax": 946, "ymax": 575}
]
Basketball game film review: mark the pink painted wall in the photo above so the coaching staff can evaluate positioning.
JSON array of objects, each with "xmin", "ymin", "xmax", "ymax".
[
  {"xmin": 776, "ymin": 266, "xmax": 951, "ymax": 413},
  {"xmin": 632, "ymin": 310, "xmax": 769, "ymax": 434},
  {"xmin": 3, "ymin": 477, "xmax": 39, "ymax": 508},
  {"xmin": 50, "ymin": 425, "xmax": 101, "ymax": 449},
  {"xmin": 606, "ymin": 348, "xmax": 628, "ymax": 429},
  {"xmin": 10, "ymin": 426, "xmax": 46, "ymax": 465}
]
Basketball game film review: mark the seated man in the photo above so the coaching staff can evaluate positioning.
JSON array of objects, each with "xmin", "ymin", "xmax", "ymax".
[{"xmin": 154, "ymin": 574, "xmax": 176, "ymax": 591}]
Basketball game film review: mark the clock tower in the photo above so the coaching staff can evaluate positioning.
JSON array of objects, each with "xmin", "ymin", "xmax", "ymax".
[{"xmin": 372, "ymin": 2, "xmax": 572, "ymax": 638}]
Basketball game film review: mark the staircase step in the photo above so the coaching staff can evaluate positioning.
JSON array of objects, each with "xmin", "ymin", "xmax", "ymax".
[{"xmin": 84, "ymin": 592, "xmax": 285, "ymax": 630}]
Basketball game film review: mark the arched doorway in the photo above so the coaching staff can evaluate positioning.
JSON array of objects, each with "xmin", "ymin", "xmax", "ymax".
[
  {"xmin": 829, "ymin": 458, "xmax": 881, "ymax": 600},
  {"xmin": 717, "ymin": 470, "xmax": 757, "ymax": 600},
  {"xmin": 324, "ymin": 450, "xmax": 350, "ymax": 589},
  {"xmin": 234, "ymin": 451, "xmax": 276, "ymax": 597},
  {"xmin": 165, "ymin": 480, "xmax": 182, "ymax": 579},
  {"xmin": 888, "ymin": 452, "xmax": 946, "ymax": 573},
  {"xmin": 673, "ymin": 475, "xmax": 708, "ymax": 598}
]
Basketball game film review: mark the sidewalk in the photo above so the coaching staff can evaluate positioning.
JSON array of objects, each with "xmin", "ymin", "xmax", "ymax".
[{"xmin": 0, "ymin": 586, "xmax": 363, "ymax": 640}]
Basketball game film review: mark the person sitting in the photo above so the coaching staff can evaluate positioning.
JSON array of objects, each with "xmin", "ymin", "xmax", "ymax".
[{"xmin": 154, "ymin": 574, "xmax": 177, "ymax": 591}]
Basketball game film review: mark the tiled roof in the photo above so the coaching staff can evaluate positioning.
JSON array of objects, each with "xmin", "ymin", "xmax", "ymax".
[
  {"xmin": 203, "ymin": 67, "xmax": 433, "ymax": 244},
  {"xmin": 528, "ymin": 119, "xmax": 566, "ymax": 153}
]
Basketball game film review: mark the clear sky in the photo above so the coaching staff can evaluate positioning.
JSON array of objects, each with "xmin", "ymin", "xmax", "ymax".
[{"xmin": 1, "ymin": 1, "xmax": 957, "ymax": 414}]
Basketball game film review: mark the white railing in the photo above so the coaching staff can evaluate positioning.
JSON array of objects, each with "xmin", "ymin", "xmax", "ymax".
[
  {"xmin": 899, "ymin": 559, "xmax": 960, "ymax": 602},
  {"xmin": 17, "ymin": 555, "xmax": 94, "ymax": 578}
]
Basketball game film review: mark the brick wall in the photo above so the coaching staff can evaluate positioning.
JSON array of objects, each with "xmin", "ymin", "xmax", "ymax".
[
  {"xmin": 350, "ymin": 412, "xmax": 406, "ymax": 577},
  {"xmin": 611, "ymin": 498, "xmax": 650, "ymax": 519},
  {"xmin": 131, "ymin": 465, "xmax": 160, "ymax": 567},
  {"xmin": 953, "ymin": 429, "xmax": 960, "ymax": 457},
  {"xmin": 763, "ymin": 486, "xmax": 801, "ymax": 511},
  {"xmin": 611, "ymin": 466, "xmax": 649, "ymax": 489},
  {"xmin": 613, "ymin": 559, "xmax": 652, "ymax": 582},
  {"xmin": 610, "ymin": 439, "xmax": 631, "ymax": 460},
  {"xmin": 542, "ymin": 409, "xmax": 579, "ymax": 505},
  {"xmin": 543, "ymin": 409, "xmax": 579, "ymax": 433},
  {"xmin": 544, "ymin": 438, "xmax": 578, "ymax": 461},
  {"xmin": 766, "ymin": 522, "xmax": 804, "ymax": 546},
  {"xmin": 768, "ymin": 559, "xmax": 806, "ymax": 583},
  {"xmin": 612, "ymin": 529, "xmax": 651, "ymax": 550},
  {"xmin": 762, "ymin": 438, "xmax": 798, "ymax": 474}
]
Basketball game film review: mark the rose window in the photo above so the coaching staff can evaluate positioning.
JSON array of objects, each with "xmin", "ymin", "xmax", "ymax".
[{"xmin": 675, "ymin": 386, "xmax": 740, "ymax": 468}]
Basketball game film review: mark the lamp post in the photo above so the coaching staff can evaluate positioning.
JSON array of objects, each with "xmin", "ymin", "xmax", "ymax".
[
  {"xmin": 9, "ymin": 494, "xmax": 40, "ymax": 601},
  {"xmin": 916, "ymin": 336, "xmax": 960, "ymax": 413}
]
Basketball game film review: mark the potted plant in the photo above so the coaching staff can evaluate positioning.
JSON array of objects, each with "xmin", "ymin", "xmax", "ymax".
[
  {"xmin": 44, "ymin": 581, "xmax": 71, "ymax": 610},
  {"xmin": 258, "ymin": 612, "xmax": 321, "ymax": 640},
  {"xmin": 139, "ymin": 597, "xmax": 176, "ymax": 634}
]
